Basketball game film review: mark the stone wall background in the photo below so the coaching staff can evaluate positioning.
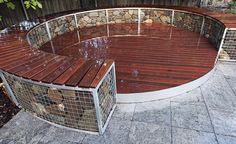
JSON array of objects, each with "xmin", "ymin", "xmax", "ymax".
[
  {"xmin": 28, "ymin": 7, "xmax": 227, "ymax": 57},
  {"xmin": 77, "ymin": 10, "xmax": 107, "ymax": 28},
  {"xmin": 28, "ymin": 23, "xmax": 49, "ymax": 48},
  {"xmin": 141, "ymin": 9, "xmax": 172, "ymax": 25},
  {"xmin": 174, "ymin": 12, "xmax": 203, "ymax": 33},
  {"xmin": 203, "ymin": 18, "xmax": 225, "ymax": 49},
  {"xmin": 203, "ymin": 0, "xmax": 236, "ymax": 14},
  {"xmin": 48, "ymin": 15, "xmax": 76, "ymax": 39},
  {"xmin": 108, "ymin": 9, "xmax": 139, "ymax": 23}
]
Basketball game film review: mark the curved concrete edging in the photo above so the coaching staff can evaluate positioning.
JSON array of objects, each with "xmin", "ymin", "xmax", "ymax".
[{"xmin": 117, "ymin": 66, "xmax": 216, "ymax": 103}]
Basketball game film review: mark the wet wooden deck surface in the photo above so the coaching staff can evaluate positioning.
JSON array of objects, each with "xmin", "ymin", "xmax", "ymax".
[
  {"xmin": 41, "ymin": 23, "xmax": 218, "ymax": 93},
  {"xmin": 1, "ymin": 6, "xmax": 236, "ymax": 93},
  {"xmin": 0, "ymin": 31, "xmax": 113, "ymax": 89}
]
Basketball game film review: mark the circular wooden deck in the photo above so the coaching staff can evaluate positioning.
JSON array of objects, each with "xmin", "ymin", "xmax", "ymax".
[{"xmin": 40, "ymin": 23, "xmax": 218, "ymax": 93}]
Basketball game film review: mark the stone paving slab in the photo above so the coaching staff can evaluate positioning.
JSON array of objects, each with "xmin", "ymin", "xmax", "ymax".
[
  {"xmin": 172, "ymin": 127, "xmax": 217, "ymax": 144},
  {"xmin": 209, "ymin": 108, "xmax": 236, "ymax": 137},
  {"xmin": 128, "ymin": 121, "xmax": 171, "ymax": 144},
  {"xmin": 201, "ymin": 68, "xmax": 236, "ymax": 111},
  {"xmin": 225, "ymin": 77, "xmax": 236, "ymax": 95},
  {"xmin": 171, "ymin": 101, "xmax": 213, "ymax": 132},
  {"xmin": 218, "ymin": 61, "xmax": 236, "ymax": 78},
  {"xmin": 217, "ymin": 134, "xmax": 236, "ymax": 144},
  {"xmin": 1, "ymin": 62, "xmax": 236, "ymax": 144},
  {"xmin": 37, "ymin": 126, "xmax": 86, "ymax": 144},
  {"xmin": 132, "ymin": 100, "xmax": 170, "ymax": 126},
  {"xmin": 112, "ymin": 103, "xmax": 136, "ymax": 121},
  {"xmin": 170, "ymin": 87, "xmax": 204, "ymax": 105}
]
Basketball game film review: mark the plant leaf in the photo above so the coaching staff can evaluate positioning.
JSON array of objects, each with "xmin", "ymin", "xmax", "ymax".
[
  {"xmin": 37, "ymin": 1, "xmax": 42, "ymax": 9},
  {"xmin": 6, "ymin": 2, "xmax": 15, "ymax": 10},
  {"xmin": 31, "ymin": 5, "xmax": 36, "ymax": 10},
  {"xmin": 24, "ymin": 1, "xmax": 30, "ymax": 9}
]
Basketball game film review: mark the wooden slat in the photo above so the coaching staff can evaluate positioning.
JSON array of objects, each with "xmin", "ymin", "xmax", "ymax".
[
  {"xmin": 91, "ymin": 59, "xmax": 114, "ymax": 88},
  {"xmin": 78, "ymin": 60, "xmax": 105, "ymax": 88},
  {"xmin": 21, "ymin": 56, "xmax": 65, "ymax": 78},
  {"xmin": 65, "ymin": 60, "xmax": 95, "ymax": 86},
  {"xmin": 40, "ymin": 58, "xmax": 76, "ymax": 83},
  {"xmin": 53, "ymin": 59, "xmax": 86, "ymax": 85},
  {"xmin": 10, "ymin": 54, "xmax": 55, "ymax": 75}
]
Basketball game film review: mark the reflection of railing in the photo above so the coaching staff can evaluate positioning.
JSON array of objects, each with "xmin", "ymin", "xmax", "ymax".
[
  {"xmin": 0, "ymin": 62, "xmax": 116, "ymax": 135},
  {"xmin": 27, "ymin": 7, "xmax": 236, "ymax": 61}
]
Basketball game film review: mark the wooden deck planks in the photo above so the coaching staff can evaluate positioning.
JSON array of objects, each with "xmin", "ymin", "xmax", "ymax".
[{"xmin": 1, "ymin": 7, "xmax": 236, "ymax": 92}]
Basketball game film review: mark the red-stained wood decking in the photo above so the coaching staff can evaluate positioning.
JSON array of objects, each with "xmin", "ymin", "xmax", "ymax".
[
  {"xmin": 1, "ymin": 6, "xmax": 236, "ymax": 93},
  {"xmin": 0, "ymin": 31, "xmax": 113, "ymax": 89},
  {"xmin": 40, "ymin": 23, "xmax": 218, "ymax": 93}
]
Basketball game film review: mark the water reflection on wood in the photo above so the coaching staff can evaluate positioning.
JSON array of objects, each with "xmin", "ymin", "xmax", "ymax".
[{"xmin": 40, "ymin": 23, "xmax": 217, "ymax": 93}]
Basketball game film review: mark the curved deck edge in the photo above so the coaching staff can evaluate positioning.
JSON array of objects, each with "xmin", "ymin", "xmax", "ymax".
[{"xmin": 117, "ymin": 66, "xmax": 216, "ymax": 103}]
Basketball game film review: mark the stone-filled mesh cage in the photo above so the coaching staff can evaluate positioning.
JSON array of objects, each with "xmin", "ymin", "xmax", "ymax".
[
  {"xmin": 220, "ymin": 29, "xmax": 236, "ymax": 61},
  {"xmin": 0, "ymin": 64, "xmax": 116, "ymax": 135}
]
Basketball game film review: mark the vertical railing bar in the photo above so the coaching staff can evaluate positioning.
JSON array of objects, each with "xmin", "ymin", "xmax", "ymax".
[
  {"xmin": 74, "ymin": 14, "xmax": 79, "ymax": 28},
  {"xmin": 112, "ymin": 64, "xmax": 117, "ymax": 102},
  {"xmin": 0, "ymin": 72, "xmax": 20, "ymax": 107},
  {"xmin": 106, "ymin": 9, "xmax": 110, "ymax": 37},
  {"xmin": 171, "ymin": 10, "xmax": 175, "ymax": 26},
  {"xmin": 45, "ymin": 22, "xmax": 52, "ymax": 40},
  {"xmin": 215, "ymin": 28, "xmax": 228, "ymax": 64},
  {"xmin": 92, "ymin": 89, "xmax": 103, "ymax": 134},
  {"xmin": 200, "ymin": 17, "xmax": 205, "ymax": 35},
  {"xmin": 74, "ymin": 14, "xmax": 81, "ymax": 43},
  {"xmin": 138, "ymin": 8, "xmax": 141, "ymax": 35}
]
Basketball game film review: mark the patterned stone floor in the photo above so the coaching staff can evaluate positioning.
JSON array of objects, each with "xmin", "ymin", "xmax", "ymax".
[{"xmin": 1, "ymin": 61, "xmax": 236, "ymax": 144}]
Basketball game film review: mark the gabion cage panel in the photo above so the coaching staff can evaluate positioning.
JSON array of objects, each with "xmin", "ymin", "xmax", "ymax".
[
  {"xmin": 202, "ymin": 18, "xmax": 225, "ymax": 49},
  {"xmin": 97, "ymin": 68, "xmax": 116, "ymax": 127},
  {"xmin": 174, "ymin": 11, "xmax": 203, "ymax": 33},
  {"xmin": 220, "ymin": 30, "xmax": 236, "ymax": 60},
  {"xmin": 3, "ymin": 73, "xmax": 99, "ymax": 132}
]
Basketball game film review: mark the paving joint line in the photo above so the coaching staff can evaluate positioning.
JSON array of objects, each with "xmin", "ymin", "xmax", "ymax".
[
  {"xmin": 200, "ymin": 86, "xmax": 219, "ymax": 144},
  {"xmin": 170, "ymin": 101, "xmax": 173, "ymax": 144},
  {"xmin": 125, "ymin": 104, "xmax": 137, "ymax": 143},
  {"xmin": 172, "ymin": 125, "xmax": 216, "ymax": 134},
  {"xmin": 80, "ymin": 134, "xmax": 87, "ymax": 144},
  {"xmin": 217, "ymin": 63, "xmax": 236, "ymax": 97}
]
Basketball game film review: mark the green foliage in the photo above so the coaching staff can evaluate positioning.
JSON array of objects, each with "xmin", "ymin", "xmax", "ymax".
[
  {"xmin": 0, "ymin": 0, "xmax": 15, "ymax": 10},
  {"xmin": 0, "ymin": 0, "xmax": 42, "ymax": 11},
  {"xmin": 6, "ymin": 1, "xmax": 15, "ymax": 10},
  {"xmin": 229, "ymin": 0, "xmax": 236, "ymax": 8},
  {"xmin": 0, "ymin": 0, "xmax": 42, "ymax": 21},
  {"xmin": 24, "ymin": 0, "xmax": 42, "ymax": 10}
]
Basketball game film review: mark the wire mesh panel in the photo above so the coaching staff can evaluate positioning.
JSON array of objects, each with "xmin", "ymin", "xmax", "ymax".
[
  {"xmin": 108, "ymin": 9, "xmax": 139, "ymax": 24},
  {"xmin": 202, "ymin": 17, "xmax": 225, "ymax": 49},
  {"xmin": 174, "ymin": 11, "xmax": 203, "ymax": 33},
  {"xmin": 2, "ymin": 73, "xmax": 99, "ymax": 132},
  {"xmin": 27, "ymin": 23, "xmax": 49, "ymax": 48},
  {"xmin": 48, "ymin": 15, "xmax": 77, "ymax": 39},
  {"xmin": 140, "ymin": 9, "xmax": 172, "ymax": 25},
  {"xmin": 220, "ymin": 30, "xmax": 236, "ymax": 60},
  {"xmin": 97, "ymin": 67, "xmax": 116, "ymax": 127}
]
